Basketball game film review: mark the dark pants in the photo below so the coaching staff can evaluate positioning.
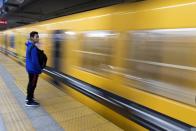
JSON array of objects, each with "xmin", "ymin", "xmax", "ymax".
[{"xmin": 27, "ymin": 73, "xmax": 39, "ymax": 101}]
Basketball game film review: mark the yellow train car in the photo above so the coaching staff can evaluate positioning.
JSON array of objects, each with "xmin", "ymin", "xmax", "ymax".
[{"xmin": 0, "ymin": 0, "xmax": 196, "ymax": 130}]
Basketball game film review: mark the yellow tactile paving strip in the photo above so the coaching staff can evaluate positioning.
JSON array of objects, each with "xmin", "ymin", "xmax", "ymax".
[
  {"xmin": 0, "ymin": 54, "xmax": 123, "ymax": 131},
  {"xmin": 0, "ymin": 77, "xmax": 35, "ymax": 131}
]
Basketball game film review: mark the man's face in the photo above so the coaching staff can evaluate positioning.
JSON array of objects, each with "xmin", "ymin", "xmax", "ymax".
[{"xmin": 32, "ymin": 34, "xmax": 39, "ymax": 43}]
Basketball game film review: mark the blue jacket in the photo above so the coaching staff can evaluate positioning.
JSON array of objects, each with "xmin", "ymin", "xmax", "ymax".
[{"xmin": 25, "ymin": 40, "xmax": 42, "ymax": 74}]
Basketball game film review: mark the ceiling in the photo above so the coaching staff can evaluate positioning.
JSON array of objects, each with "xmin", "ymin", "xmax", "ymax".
[{"xmin": 0, "ymin": 0, "xmax": 142, "ymax": 31}]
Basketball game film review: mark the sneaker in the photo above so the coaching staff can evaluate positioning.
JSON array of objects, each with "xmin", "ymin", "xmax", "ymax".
[
  {"xmin": 25, "ymin": 98, "xmax": 36, "ymax": 102},
  {"xmin": 25, "ymin": 101, "xmax": 40, "ymax": 107}
]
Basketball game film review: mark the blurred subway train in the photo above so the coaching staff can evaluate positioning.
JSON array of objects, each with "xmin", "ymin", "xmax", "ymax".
[{"xmin": 0, "ymin": 0, "xmax": 196, "ymax": 130}]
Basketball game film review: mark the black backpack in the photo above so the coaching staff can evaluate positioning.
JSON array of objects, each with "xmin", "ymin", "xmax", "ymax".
[{"xmin": 30, "ymin": 45, "xmax": 47, "ymax": 69}]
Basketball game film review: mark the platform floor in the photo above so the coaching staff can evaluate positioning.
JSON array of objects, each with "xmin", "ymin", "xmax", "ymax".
[{"xmin": 0, "ymin": 53, "xmax": 123, "ymax": 131}]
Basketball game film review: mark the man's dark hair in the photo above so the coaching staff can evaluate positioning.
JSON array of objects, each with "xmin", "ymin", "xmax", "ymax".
[{"xmin": 30, "ymin": 31, "xmax": 38, "ymax": 38}]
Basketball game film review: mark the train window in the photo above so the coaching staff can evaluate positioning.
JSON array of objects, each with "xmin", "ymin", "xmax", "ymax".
[
  {"xmin": 78, "ymin": 31, "xmax": 116, "ymax": 76},
  {"xmin": 124, "ymin": 29, "xmax": 196, "ymax": 106},
  {"xmin": 10, "ymin": 34, "xmax": 15, "ymax": 48},
  {"xmin": 52, "ymin": 30, "xmax": 65, "ymax": 71}
]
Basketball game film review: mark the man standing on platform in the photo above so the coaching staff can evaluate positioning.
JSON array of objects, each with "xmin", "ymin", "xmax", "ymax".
[{"xmin": 25, "ymin": 31, "xmax": 42, "ymax": 106}]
